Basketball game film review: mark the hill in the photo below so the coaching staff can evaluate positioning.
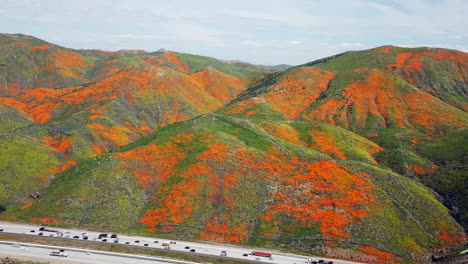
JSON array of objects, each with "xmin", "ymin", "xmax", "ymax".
[
  {"xmin": 0, "ymin": 33, "xmax": 271, "ymax": 203},
  {"xmin": 0, "ymin": 36, "xmax": 467, "ymax": 263}
]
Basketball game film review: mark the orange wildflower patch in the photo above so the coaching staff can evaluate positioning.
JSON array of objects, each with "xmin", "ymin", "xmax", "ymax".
[
  {"xmin": 30, "ymin": 44, "xmax": 51, "ymax": 52},
  {"xmin": 261, "ymin": 123, "xmax": 303, "ymax": 146},
  {"xmin": 408, "ymin": 164, "xmax": 438, "ymax": 174},
  {"xmin": 43, "ymin": 136, "xmax": 74, "ymax": 153},
  {"xmin": 353, "ymin": 67, "xmax": 368, "ymax": 72},
  {"xmin": 359, "ymin": 246, "xmax": 401, "ymax": 263},
  {"xmin": 164, "ymin": 52, "xmax": 189, "ymax": 72},
  {"xmin": 262, "ymin": 159, "xmax": 374, "ymax": 239},
  {"xmin": 433, "ymin": 221, "xmax": 467, "ymax": 250},
  {"xmin": 387, "ymin": 53, "xmax": 414, "ymax": 69},
  {"xmin": 15, "ymin": 42, "xmax": 27, "ymax": 47},
  {"xmin": 377, "ymin": 46, "xmax": 394, "ymax": 53},
  {"xmin": 21, "ymin": 200, "xmax": 33, "ymax": 210},
  {"xmin": 189, "ymin": 69, "xmax": 247, "ymax": 104},
  {"xmin": 263, "ymin": 68, "xmax": 335, "ymax": 119},
  {"xmin": 145, "ymin": 56, "xmax": 165, "ymax": 65},
  {"xmin": 86, "ymin": 105, "xmax": 107, "ymax": 120},
  {"xmin": 225, "ymin": 99, "xmax": 259, "ymax": 115},
  {"xmin": 405, "ymin": 90, "xmax": 466, "ymax": 132},
  {"xmin": 47, "ymin": 50, "xmax": 86, "ymax": 79},
  {"xmin": 308, "ymin": 71, "xmax": 409, "ymax": 128},
  {"xmin": 30, "ymin": 217, "xmax": 58, "ymax": 225},
  {"xmin": 52, "ymin": 159, "xmax": 77, "ymax": 174},
  {"xmin": 308, "ymin": 129, "xmax": 347, "ymax": 160},
  {"xmin": 87, "ymin": 123, "xmax": 132, "ymax": 147},
  {"xmin": 245, "ymin": 109, "xmax": 260, "ymax": 117},
  {"xmin": 117, "ymin": 137, "xmax": 188, "ymax": 188},
  {"xmin": 325, "ymin": 240, "xmax": 336, "ymax": 247},
  {"xmin": 408, "ymin": 165, "xmax": 424, "ymax": 174}
]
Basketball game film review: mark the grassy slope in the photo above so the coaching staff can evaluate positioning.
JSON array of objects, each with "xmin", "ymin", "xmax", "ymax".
[{"xmin": 8, "ymin": 113, "xmax": 464, "ymax": 263}]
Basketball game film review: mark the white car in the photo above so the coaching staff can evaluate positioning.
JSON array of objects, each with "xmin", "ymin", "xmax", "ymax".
[
  {"xmin": 50, "ymin": 251, "xmax": 68, "ymax": 257},
  {"xmin": 12, "ymin": 243, "xmax": 21, "ymax": 248}
]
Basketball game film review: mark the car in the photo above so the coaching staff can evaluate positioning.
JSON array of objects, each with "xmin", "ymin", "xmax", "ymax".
[
  {"xmin": 154, "ymin": 241, "xmax": 159, "ymax": 243},
  {"xmin": 185, "ymin": 246, "xmax": 190, "ymax": 249},
  {"xmin": 59, "ymin": 249, "xmax": 65, "ymax": 252},
  {"xmin": 144, "ymin": 243, "xmax": 149, "ymax": 246},
  {"xmin": 243, "ymin": 254, "xmax": 249, "ymax": 257},
  {"xmin": 83, "ymin": 236, "xmax": 88, "ymax": 240},
  {"xmin": 38, "ymin": 232, "xmax": 43, "ymax": 236},
  {"xmin": 327, "ymin": 262, "xmax": 334, "ymax": 264},
  {"xmin": 30, "ymin": 230, "xmax": 35, "ymax": 233},
  {"xmin": 220, "ymin": 251, "xmax": 227, "ymax": 256},
  {"xmin": 134, "ymin": 240, "xmax": 140, "ymax": 243},
  {"xmin": 125, "ymin": 242, "xmax": 130, "ymax": 245},
  {"xmin": 318, "ymin": 260, "xmax": 325, "ymax": 263},
  {"xmin": 114, "ymin": 240, "xmax": 119, "ymax": 244},
  {"xmin": 190, "ymin": 249, "xmax": 196, "ymax": 252},
  {"xmin": 39, "ymin": 227, "xmax": 45, "ymax": 231},
  {"xmin": 102, "ymin": 239, "xmax": 107, "ymax": 242},
  {"xmin": 82, "ymin": 232, "xmax": 88, "ymax": 236},
  {"xmin": 73, "ymin": 235, "xmax": 80, "ymax": 239},
  {"xmin": 0, "ymin": 228, "xmax": 3, "ymax": 232},
  {"xmin": 50, "ymin": 251, "xmax": 68, "ymax": 257},
  {"xmin": 110, "ymin": 234, "xmax": 118, "ymax": 238},
  {"xmin": 13, "ymin": 243, "xmax": 21, "ymax": 248}
]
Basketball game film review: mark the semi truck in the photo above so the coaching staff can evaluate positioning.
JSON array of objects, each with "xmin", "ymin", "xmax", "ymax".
[{"xmin": 251, "ymin": 251, "xmax": 272, "ymax": 258}]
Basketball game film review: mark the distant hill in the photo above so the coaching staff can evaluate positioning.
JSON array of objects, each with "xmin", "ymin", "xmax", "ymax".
[{"xmin": 0, "ymin": 34, "xmax": 467, "ymax": 263}]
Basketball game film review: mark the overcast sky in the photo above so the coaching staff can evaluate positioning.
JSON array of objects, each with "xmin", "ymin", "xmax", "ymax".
[{"xmin": 1, "ymin": 0, "xmax": 467, "ymax": 65}]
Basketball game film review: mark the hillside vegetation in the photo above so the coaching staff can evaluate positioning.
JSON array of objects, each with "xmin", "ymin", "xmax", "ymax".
[{"xmin": 0, "ymin": 34, "xmax": 467, "ymax": 263}]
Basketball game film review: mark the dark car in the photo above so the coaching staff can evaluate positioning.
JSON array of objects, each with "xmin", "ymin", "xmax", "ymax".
[
  {"xmin": 102, "ymin": 239, "xmax": 107, "ymax": 242},
  {"xmin": 0, "ymin": 228, "xmax": 3, "ymax": 232},
  {"xmin": 327, "ymin": 262, "xmax": 334, "ymax": 264},
  {"xmin": 38, "ymin": 232, "xmax": 43, "ymax": 236},
  {"xmin": 110, "ymin": 234, "xmax": 118, "ymax": 238},
  {"xmin": 154, "ymin": 241, "xmax": 159, "ymax": 243},
  {"xmin": 30, "ymin": 230, "xmax": 35, "ymax": 233},
  {"xmin": 144, "ymin": 243, "xmax": 149, "ymax": 246},
  {"xmin": 83, "ymin": 236, "xmax": 88, "ymax": 240},
  {"xmin": 185, "ymin": 246, "xmax": 190, "ymax": 249},
  {"xmin": 73, "ymin": 235, "xmax": 80, "ymax": 239},
  {"xmin": 243, "ymin": 254, "xmax": 248, "ymax": 257},
  {"xmin": 39, "ymin": 227, "xmax": 45, "ymax": 231},
  {"xmin": 134, "ymin": 240, "xmax": 140, "ymax": 243},
  {"xmin": 125, "ymin": 242, "xmax": 130, "ymax": 245},
  {"xmin": 190, "ymin": 249, "xmax": 196, "ymax": 252}
]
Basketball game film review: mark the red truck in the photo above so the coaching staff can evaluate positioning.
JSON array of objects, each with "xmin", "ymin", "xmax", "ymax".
[{"xmin": 251, "ymin": 251, "xmax": 272, "ymax": 258}]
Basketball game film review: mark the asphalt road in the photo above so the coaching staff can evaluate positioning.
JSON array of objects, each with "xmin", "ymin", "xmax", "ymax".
[
  {"xmin": 0, "ymin": 242, "xmax": 196, "ymax": 264},
  {"xmin": 0, "ymin": 221, "xmax": 362, "ymax": 264}
]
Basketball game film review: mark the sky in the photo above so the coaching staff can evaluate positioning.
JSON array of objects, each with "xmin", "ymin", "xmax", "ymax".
[{"xmin": 0, "ymin": 0, "xmax": 467, "ymax": 65}]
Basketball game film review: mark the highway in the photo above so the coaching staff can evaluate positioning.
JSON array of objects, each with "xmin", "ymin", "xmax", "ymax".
[
  {"xmin": 0, "ymin": 221, "xmax": 362, "ymax": 264},
  {"xmin": 0, "ymin": 241, "xmax": 196, "ymax": 264}
]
